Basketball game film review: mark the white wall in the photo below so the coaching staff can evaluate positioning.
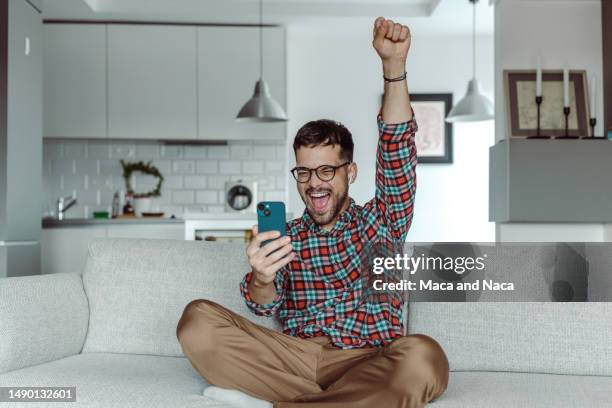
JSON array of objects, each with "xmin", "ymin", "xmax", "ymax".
[
  {"xmin": 286, "ymin": 22, "xmax": 495, "ymax": 242},
  {"xmin": 494, "ymin": 0, "xmax": 605, "ymax": 242},
  {"xmin": 495, "ymin": 0, "xmax": 604, "ymax": 142}
]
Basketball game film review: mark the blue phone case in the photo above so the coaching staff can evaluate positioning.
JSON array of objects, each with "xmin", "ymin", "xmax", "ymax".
[{"xmin": 257, "ymin": 201, "xmax": 286, "ymax": 246}]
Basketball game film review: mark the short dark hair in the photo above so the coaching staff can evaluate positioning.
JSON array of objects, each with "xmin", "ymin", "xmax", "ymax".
[{"xmin": 293, "ymin": 119, "xmax": 354, "ymax": 162}]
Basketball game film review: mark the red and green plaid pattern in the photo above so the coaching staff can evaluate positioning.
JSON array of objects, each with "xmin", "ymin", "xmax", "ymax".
[{"xmin": 241, "ymin": 113, "xmax": 418, "ymax": 349}]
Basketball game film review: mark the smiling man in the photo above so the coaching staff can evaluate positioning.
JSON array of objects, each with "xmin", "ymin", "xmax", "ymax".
[{"xmin": 177, "ymin": 17, "xmax": 449, "ymax": 408}]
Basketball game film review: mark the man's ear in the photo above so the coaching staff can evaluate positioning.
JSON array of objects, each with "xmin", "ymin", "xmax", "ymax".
[{"xmin": 348, "ymin": 163, "xmax": 358, "ymax": 184}]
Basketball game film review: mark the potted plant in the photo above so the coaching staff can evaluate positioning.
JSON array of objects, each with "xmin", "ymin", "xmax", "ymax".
[{"xmin": 120, "ymin": 160, "xmax": 164, "ymax": 217}]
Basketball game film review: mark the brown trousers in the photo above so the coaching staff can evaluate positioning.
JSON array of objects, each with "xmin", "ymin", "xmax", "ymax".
[{"xmin": 176, "ymin": 299, "xmax": 449, "ymax": 408}]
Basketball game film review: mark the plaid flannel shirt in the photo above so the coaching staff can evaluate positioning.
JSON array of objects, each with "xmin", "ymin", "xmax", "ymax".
[{"xmin": 240, "ymin": 112, "xmax": 418, "ymax": 349}]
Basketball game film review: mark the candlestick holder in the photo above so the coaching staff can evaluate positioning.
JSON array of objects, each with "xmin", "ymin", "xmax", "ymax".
[
  {"xmin": 590, "ymin": 118, "xmax": 600, "ymax": 139},
  {"xmin": 527, "ymin": 96, "xmax": 551, "ymax": 139},
  {"xmin": 556, "ymin": 106, "xmax": 579, "ymax": 139}
]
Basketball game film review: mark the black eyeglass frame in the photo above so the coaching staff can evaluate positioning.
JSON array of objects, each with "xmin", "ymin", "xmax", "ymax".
[{"xmin": 290, "ymin": 162, "xmax": 352, "ymax": 183}]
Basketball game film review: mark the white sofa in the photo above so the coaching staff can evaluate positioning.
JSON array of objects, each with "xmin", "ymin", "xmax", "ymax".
[{"xmin": 0, "ymin": 238, "xmax": 611, "ymax": 407}]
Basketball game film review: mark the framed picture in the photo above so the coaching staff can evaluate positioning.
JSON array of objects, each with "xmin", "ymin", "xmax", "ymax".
[
  {"xmin": 406, "ymin": 93, "xmax": 453, "ymax": 164},
  {"xmin": 504, "ymin": 70, "xmax": 591, "ymax": 138}
]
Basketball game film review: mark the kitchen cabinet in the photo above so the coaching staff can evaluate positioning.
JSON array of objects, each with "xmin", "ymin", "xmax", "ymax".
[
  {"xmin": 197, "ymin": 26, "xmax": 286, "ymax": 140},
  {"xmin": 42, "ymin": 222, "xmax": 185, "ymax": 275},
  {"xmin": 41, "ymin": 24, "xmax": 286, "ymax": 141},
  {"xmin": 41, "ymin": 226, "xmax": 106, "ymax": 275},
  {"xmin": 107, "ymin": 25, "xmax": 197, "ymax": 139},
  {"xmin": 106, "ymin": 224, "xmax": 184, "ymax": 240},
  {"xmin": 43, "ymin": 24, "xmax": 107, "ymax": 138}
]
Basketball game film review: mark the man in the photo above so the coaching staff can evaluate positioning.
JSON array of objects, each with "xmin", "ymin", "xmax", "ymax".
[{"xmin": 177, "ymin": 17, "xmax": 449, "ymax": 408}]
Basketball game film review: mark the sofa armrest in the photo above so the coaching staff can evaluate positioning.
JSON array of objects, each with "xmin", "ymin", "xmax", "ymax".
[{"xmin": 0, "ymin": 273, "xmax": 89, "ymax": 374}]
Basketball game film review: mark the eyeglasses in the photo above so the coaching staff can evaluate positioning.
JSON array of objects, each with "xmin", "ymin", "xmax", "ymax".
[{"xmin": 290, "ymin": 162, "xmax": 351, "ymax": 183}]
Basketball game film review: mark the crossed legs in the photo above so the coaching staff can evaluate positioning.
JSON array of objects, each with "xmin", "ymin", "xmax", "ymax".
[{"xmin": 176, "ymin": 299, "xmax": 448, "ymax": 408}]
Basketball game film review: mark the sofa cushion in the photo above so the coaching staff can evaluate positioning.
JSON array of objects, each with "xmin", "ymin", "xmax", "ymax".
[
  {"xmin": 434, "ymin": 371, "xmax": 612, "ymax": 408},
  {"xmin": 81, "ymin": 238, "xmax": 280, "ymax": 357},
  {"xmin": 408, "ymin": 302, "xmax": 612, "ymax": 376},
  {"xmin": 0, "ymin": 353, "xmax": 231, "ymax": 408},
  {"xmin": 2, "ymin": 358, "xmax": 610, "ymax": 408},
  {"xmin": 0, "ymin": 273, "xmax": 89, "ymax": 374}
]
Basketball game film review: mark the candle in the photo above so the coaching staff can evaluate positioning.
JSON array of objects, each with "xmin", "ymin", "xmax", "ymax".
[
  {"xmin": 536, "ymin": 56, "xmax": 542, "ymax": 97},
  {"xmin": 590, "ymin": 74, "xmax": 597, "ymax": 118},
  {"xmin": 563, "ymin": 68, "xmax": 570, "ymax": 108}
]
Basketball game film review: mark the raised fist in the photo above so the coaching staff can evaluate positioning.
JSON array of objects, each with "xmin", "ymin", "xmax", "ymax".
[{"xmin": 372, "ymin": 17, "xmax": 411, "ymax": 63}]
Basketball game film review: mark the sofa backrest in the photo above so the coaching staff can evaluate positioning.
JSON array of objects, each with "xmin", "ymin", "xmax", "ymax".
[
  {"xmin": 81, "ymin": 238, "xmax": 280, "ymax": 357},
  {"xmin": 408, "ymin": 243, "xmax": 612, "ymax": 377}
]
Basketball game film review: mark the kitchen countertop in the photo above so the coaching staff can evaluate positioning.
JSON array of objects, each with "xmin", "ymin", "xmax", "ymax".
[{"xmin": 42, "ymin": 217, "xmax": 184, "ymax": 228}]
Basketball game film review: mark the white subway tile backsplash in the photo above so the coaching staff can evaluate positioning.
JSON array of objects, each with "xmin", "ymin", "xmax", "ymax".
[
  {"xmin": 150, "ymin": 159, "xmax": 171, "ymax": 175},
  {"xmin": 99, "ymin": 159, "xmax": 123, "ymax": 176},
  {"xmin": 219, "ymin": 160, "xmax": 241, "ymax": 174},
  {"xmin": 196, "ymin": 191, "xmax": 218, "ymax": 204},
  {"xmin": 265, "ymin": 160, "xmax": 284, "ymax": 173},
  {"xmin": 171, "ymin": 160, "xmax": 196, "ymax": 174},
  {"xmin": 206, "ymin": 175, "xmax": 228, "ymax": 189},
  {"xmin": 172, "ymin": 190, "xmax": 195, "ymax": 204},
  {"xmin": 78, "ymin": 189, "xmax": 99, "ymax": 206},
  {"xmin": 163, "ymin": 175, "xmax": 184, "ymax": 189},
  {"xmin": 75, "ymin": 159, "xmax": 99, "ymax": 176},
  {"xmin": 89, "ymin": 175, "xmax": 113, "ymax": 190},
  {"xmin": 159, "ymin": 205, "xmax": 183, "ymax": 217},
  {"xmin": 257, "ymin": 175, "xmax": 277, "ymax": 191},
  {"xmin": 184, "ymin": 175, "xmax": 207, "ymax": 189},
  {"xmin": 229, "ymin": 144, "xmax": 252, "ymax": 159},
  {"xmin": 207, "ymin": 145, "xmax": 230, "ymax": 159},
  {"xmin": 51, "ymin": 159, "xmax": 75, "ymax": 175},
  {"xmin": 253, "ymin": 145, "xmax": 275, "ymax": 159},
  {"xmin": 277, "ymin": 144, "xmax": 288, "ymax": 159},
  {"xmin": 64, "ymin": 205, "xmax": 87, "ymax": 219},
  {"xmin": 206, "ymin": 205, "xmax": 225, "ymax": 214},
  {"xmin": 63, "ymin": 141, "xmax": 87, "ymax": 159},
  {"xmin": 110, "ymin": 142, "xmax": 136, "ymax": 159},
  {"xmin": 88, "ymin": 142, "xmax": 111, "ymax": 159},
  {"xmin": 136, "ymin": 143, "xmax": 160, "ymax": 158},
  {"xmin": 242, "ymin": 160, "xmax": 264, "ymax": 174},
  {"xmin": 134, "ymin": 174, "xmax": 160, "ymax": 192},
  {"xmin": 161, "ymin": 145, "xmax": 183, "ymax": 159},
  {"xmin": 183, "ymin": 145, "xmax": 207, "ymax": 159},
  {"xmin": 44, "ymin": 141, "xmax": 63, "ymax": 159},
  {"xmin": 264, "ymin": 191, "xmax": 285, "ymax": 202},
  {"xmin": 43, "ymin": 139, "xmax": 287, "ymax": 217},
  {"xmin": 63, "ymin": 175, "xmax": 86, "ymax": 191},
  {"xmin": 112, "ymin": 176, "xmax": 125, "ymax": 191},
  {"xmin": 196, "ymin": 160, "xmax": 218, "ymax": 174},
  {"xmin": 99, "ymin": 190, "xmax": 115, "ymax": 207}
]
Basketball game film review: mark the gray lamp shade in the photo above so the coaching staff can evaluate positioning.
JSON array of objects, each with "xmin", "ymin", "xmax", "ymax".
[
  {"xmin": 446, "ymin": 78, "xmax": 494, "ymax": 123},
  {"xmin": 236, "ymin": 79, "xmax": 287, "ymax": 122}
]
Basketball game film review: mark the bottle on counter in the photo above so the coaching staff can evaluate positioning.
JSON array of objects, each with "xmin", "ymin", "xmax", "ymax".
[
  {"xmin": 123, "ymin": 192, "xmax": 134, "ymax": 216},
  {"xmin": 112, "ymin": 191, "xmax": 121, "ymax": 218}
]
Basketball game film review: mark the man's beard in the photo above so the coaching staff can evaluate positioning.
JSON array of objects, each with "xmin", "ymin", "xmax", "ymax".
[{"xmin": 303, "ymin": 186, "xmax": 349, "ymax": 227}]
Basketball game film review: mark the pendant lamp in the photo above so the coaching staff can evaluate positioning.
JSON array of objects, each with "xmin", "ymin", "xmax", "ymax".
[
  {"xmin": 236, "ymin": 0, "xmax": 288, "ymax": 122},
  {"xmin": 446, "ymin": 0, "xmax": 494, "ymax": 123}
]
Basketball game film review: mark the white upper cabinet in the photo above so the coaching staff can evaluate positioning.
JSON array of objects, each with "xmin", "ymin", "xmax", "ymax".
[
  {"xmin": 197, "ymin": 26, "xmax": 286, "ymax": 140},
  {"xmin": 107, "ymin": 25, "xmax": 197, "ymax": 139},
  {"xmin": 43, "ymin": 24, "xmax": 107, "ymax": 138}
]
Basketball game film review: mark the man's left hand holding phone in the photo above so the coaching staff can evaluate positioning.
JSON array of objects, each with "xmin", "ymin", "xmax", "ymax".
[{"xmin": 246, "ymin": 225, "xmax": 294, "ymax": 305}]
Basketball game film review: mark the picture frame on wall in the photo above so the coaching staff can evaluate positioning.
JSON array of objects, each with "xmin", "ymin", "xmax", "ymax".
[
  {"xmin": 504, "ymin": 70, "xmax": 591, "ymax": 138},
  {"xmin": 382, "ymin": 93, "xmax": 453, "ymax": 164}
]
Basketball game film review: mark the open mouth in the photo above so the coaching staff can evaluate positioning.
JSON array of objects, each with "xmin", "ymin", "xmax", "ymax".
[{"xmin": 309, "ymin": 190, "xmax": 331, "ymax": 213}]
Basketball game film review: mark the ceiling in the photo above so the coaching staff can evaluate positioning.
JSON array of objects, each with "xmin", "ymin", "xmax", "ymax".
[{"xmin": 41, "ymin": 0, "xmax": 494, "ymax": 35}]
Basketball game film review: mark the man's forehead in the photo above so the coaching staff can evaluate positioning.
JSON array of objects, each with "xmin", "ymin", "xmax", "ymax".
[{"xmin": 295, "ymin": 144, "xmax": 343, "ymax": 166}]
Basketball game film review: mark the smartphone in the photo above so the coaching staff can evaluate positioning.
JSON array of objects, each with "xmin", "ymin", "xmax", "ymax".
[{"xmin": 257, "ymin": 201, "xmax": 286, "ymax": 246}]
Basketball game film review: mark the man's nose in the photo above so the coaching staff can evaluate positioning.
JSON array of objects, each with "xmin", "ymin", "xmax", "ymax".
[{"xmin": 308, "ymin": 172, "xmax": 325, "ymax": 188}]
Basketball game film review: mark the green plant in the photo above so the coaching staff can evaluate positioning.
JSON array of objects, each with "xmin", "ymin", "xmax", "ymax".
[{"xmin": 120, "ymin": 160, "xmax": 164, "ymax": 198}]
